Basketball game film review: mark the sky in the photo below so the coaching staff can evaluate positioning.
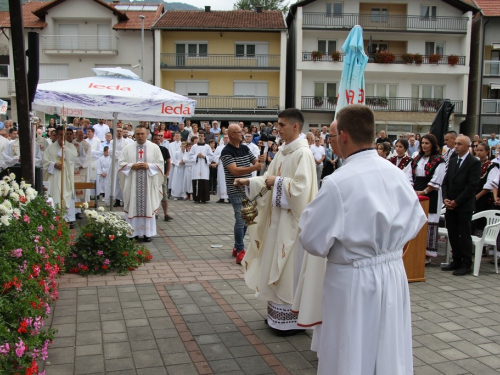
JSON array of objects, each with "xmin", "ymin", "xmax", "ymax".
[{"xmin": 180, "ymin": 0, "xmax": 236, "ymax": 10}]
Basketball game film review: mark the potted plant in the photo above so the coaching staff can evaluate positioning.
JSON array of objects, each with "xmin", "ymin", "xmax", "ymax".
[
  {"xmin": 374, "ymin": 51, "xmax": 396, "ymax": 64},
  {"xmin": 447, "ymin": 54, "xmax": 459, "ymax": 66},
  {"xmin": 401, "ymin": 53, "xmax": 414, "ymax": 64},
  {"xmin": 428, "ymin": 53, "xmax": 442, "ymax": 64},
  {"xmin": 314, "ymin": 96, "xmax": 324, "ymax": 106},
  {"xmin": 414, "ymin": 53, "xmax": 423, "ymax": 65},
  {"xmin": 327, "ymin": 96, "xmax": 338, "ymax": 105},
  {"xmin": 330, "ymin": 50, "xmax": 341, "ymax": 62},
  {"xmin": 311, "ymin": 51, "xmax": 324, "ymax": 62},
  {"xmin": 420, "ymin": 98, "xmax": 442, "ymax": 111}
]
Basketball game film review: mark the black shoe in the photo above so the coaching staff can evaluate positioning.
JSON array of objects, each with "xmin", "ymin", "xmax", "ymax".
[
  {"xmin": 275, "ymin": 329, "xmax": 303, "ymax": 337},
  {"xmin": 130, "ymin": 236, "xmax": 138, "ymax": 241},
  {"xmin": 453, "ymin": 267, "xmax": 472, "ymax": 276},
  {"xmin": 164, "ymin": 215, "xmax": 173, "ymax": 222},
  {"xmin": 441, "ymin": 262, "xmax": 462, "ymax": 271},
  {"xmin": 69, "ymin": 222, "xmax": 75, "ymax": 229},
  {"xmin": 143, "ymin": 236, "xmax": 152, "ymax": 242},
  {"xmin": 75, "ymin": 213, "xmax": 83, "ymax": 220},
  {"xmin": 216, "ymin": 199, "xmax": 225, "ymax": 203},
  {"xmin": 113, "ymin": 200, "xmax": 120, "ymax": 207}
]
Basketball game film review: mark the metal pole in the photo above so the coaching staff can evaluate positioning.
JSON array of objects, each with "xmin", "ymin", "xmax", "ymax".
[
  {"xmin": 109, "ymin": 113, "xmax": 118, "ymax": 212},
  {"xmin": 139, "ymin": 15, "xmax": 145, "ymax": 81}
]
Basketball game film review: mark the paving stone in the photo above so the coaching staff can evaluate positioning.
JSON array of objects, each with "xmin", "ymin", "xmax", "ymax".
[
  {"xmin": 455, "ymin": 358, "xmax": 500, "ymax": 375},
  {"xmin": 186, "ymin": 321, "xmax": 216, "ymax": 335},
  {"xmin": 102, "ymin": 320, "xmax": 126, "ymax": 334},
  {"xmin": 163, "ymin": 363, "xmax": 198, "ymax": 375},
  {"xmin": 128, "ymin": 326, "xmax": 155, "ymax": 341},
  {"xmin": 46, "ymin": 347, "xmax": 75, "ymax": 365},
  {"xmin": 54, "ymin": 323, "xmax": 76, "ymax": 338},
  {"xmin": 75, "ymin": 344, "xmax": 103, "ymax": 357},
  {"xmin": 130, "ymin": 340, "xmax": 158, "ymax": 352},
  {"xmin": 235, "ymin": 356, "xmax": 273, "ymax": 375},
  {"xmin": 199, "ymin": 343, "xmax": 233, "ymax": 361},
  {"xmin": 218, "ymin": 331, "xmax": 250, "ymax": 347},
  {"xmin": 449, "ymin": 340, "xmax": 491, "ymax": 357},
  {"xmin": 157, "ymin": 337, "xmax": 186, "ymax": 354},
  {"xmin": 132, "ymin": 349, "xmax": 164, "ymax": 368},
  {"xmin": 136, "ymin": 367, "xmax": 167, "ymax": 375},
  {"xmin": 275, "ymin": 352, "xmax": 314, "ymax": 371},
  {"xmin": 104, "ymin": 342, "xmax": 132, "ymax": 359},
  {"xmin": 123, "ymin": 308, "xmax": 148, "ymax": 320},
  {"xmin": 105, "ymin": 358, "xmax": 135, "ymax": 372},
  {"xmin": 74, "ymin": 355, "xmax": 105, "ymax": 374},
  {"xmin": 77, "ymin": 311, "xmax": 100, "ymax": 323},
  {"xmin": 125, "ymin": 318, "xmax": 150, "ymax": 328},
  {"xmin": 42, "ymin": 363, "xmax": 75, "ymax": 375},
  {"xmin": 103, "ymin": 333, "xmax": 129, "ymax": 343},
  {"xmin": 431, "ymin": 362, "xmax": 469, "ymax": 375},
  {"xmin": 161, "ymin": 351, "xmax": 192, "ymax": 365},
  {"xmin": 76, "ymin": 330, "xmax": 102, "ymax": 346},
  {"xmin": 210, "ymin": 359, "xmax": 242, "ymax": 373},
  {"xmin": 100, "ymin": 312, "xmax": 124, "ymax": 322}
]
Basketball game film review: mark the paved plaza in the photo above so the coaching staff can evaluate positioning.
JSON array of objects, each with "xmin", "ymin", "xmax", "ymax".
[{"xmin": 41, "ymin": 198, "xmax": 500, "ymax": 375}]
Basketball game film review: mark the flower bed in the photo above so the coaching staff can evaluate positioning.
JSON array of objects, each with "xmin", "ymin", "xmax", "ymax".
[
  {"xmin": 0, "ymin": 174, "xmax": 70, "ymax": 374},
  {"xmin": 65, "ymin": 206, "xmax": 152, "ymax": 275}
]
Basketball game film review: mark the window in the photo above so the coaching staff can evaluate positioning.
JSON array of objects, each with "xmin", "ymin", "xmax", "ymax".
[
  {"xmin": 175, "ymin": 80, "xmax": 209, "ymax": 96},
  {"xmin": 175, "ymin": 43, "xmax": 208, "ymax": 57},
  {"xmin": 412, "ymin": 84, "xmax": 444, "ymax": 99},
  {"xmin": 371, "ymin": 8, "xmax": 388, "ymax": 23},
  {"xmin": 365, "ymin": 84, "xmax": 396, "ymax": 97},
  {"xmin": 421, "ymin": 5, "xmax": 437, "ymax": 20},
  {"xmin": 425, "ymin": 42, "xmax": 444, "ymax": 56},
  {"xmin": 318, "ymin": 40, "xmax": 337, "ymax": 54},
  {"xmin": 236, "ymin": 44, "xmax": 255, "ymax": 57},
  {"xmin": 371, "ymin": 43, "xmax": 388, "ymax": 53},
  {"xmin": 326, "ymin": 2, "xmax": 342, "ymax": 16},
  {"xmin": 314, "ymin": 82, "xmax": 337, "ymax": 101},
  {"xmin": 39, "ymin": 64, "xmax": 69, "ymax": 83}
]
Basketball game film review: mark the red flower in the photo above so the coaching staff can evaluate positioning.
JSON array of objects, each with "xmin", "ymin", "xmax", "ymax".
[
  {"xmin": 17, "ymin": 320, "xmax": 28, "ymax": 334},
  {"xmin": 123, "ymin": 252, "xmax": 128, "ymax": 257},
  {"xmin": 70, "ymin": 268, "xmax": 79, "ymax": 273},
  {"xmin": 128, "ymin": 267, "xmax": 135, "ymax": 271},
  {"xmin": 109, "ymin": 235, "xmax": 115, "ymax": 241},
  {"xmin": 101, "ymin": 265, "xmax": 108, "ymax": 270},
  {"xmin": 85, "ymin": 233, "xmax": 92, "ymax": 237},
  {"xmin": 41, "ymin": 209, "xmax": 47, "ymax": 217},
  {"xmin": 81, "ymin": 265, "xmax": 88, "ymax": 271},
  {"xmin": 137, "ymin": 250, "xmax": 143, "ymax": 255},
  {"xmin": 19, "ymin": 195, "xmax": 26, "ymax": 203}
]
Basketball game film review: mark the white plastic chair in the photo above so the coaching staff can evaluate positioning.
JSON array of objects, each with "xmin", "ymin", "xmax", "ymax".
[
  {"xmin": 471, "ymin": 210, "xmax": 500, "ymax": 277},
  {"xmin": 438, "ymin": 208, "xmax": 452, "ymax": 263}
]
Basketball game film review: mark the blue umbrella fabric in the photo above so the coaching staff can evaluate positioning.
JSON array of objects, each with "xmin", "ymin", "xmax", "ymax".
[{"xmin": 334, "ymin": 25, "xmax": 369, "ymax": 119}]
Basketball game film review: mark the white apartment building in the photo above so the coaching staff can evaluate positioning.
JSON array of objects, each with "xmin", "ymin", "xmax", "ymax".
[
  {"xmin": 286, "ymin": 0, "xmax": 478, "ymax": 137},
  {"xmin": 0, "ymin": 0, "xmax": 163, "ymax": 123}
]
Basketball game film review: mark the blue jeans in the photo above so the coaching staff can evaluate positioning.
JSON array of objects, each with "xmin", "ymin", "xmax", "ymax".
[{"xmin": 229, "ymin": 195, "xmax": 247, "ymax": 252}]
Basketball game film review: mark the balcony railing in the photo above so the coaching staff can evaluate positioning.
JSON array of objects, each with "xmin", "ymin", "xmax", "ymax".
[
  {"xmin": 302, "ymin": 96, "xmax": 463, "ymax": 114},
  {"xmin": 188, "ymin": 96, "xmax": 279, "ymax": 111},
  {"xmin": 160, "ymin": 54, "xmax": 281, "ymax": 69},
  {"xmin": 41, "ymin": 35, "xmax": 119, "ymax": 54},
  {"xmin": 302, "ymin": 52, "xmax": 466, "ymax": 66},
  {"xmin": 484, "ymin": 61, "xmax": 500, "ymax": 76},
  {"xmin": 302, "ymin": 13, "xmax": 468, "ymax": 32},
  {"xmin": 482, "ymin": 99, "xmax": 500, "ymax": 114}
]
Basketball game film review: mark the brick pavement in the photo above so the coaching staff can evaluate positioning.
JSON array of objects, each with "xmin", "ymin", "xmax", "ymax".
[{"xmin": 41, "ymin": 198, "xmax": 500, "ymax": 374}]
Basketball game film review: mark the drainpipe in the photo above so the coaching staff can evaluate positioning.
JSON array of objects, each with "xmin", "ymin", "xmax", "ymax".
[{"xmin": 479, "ymin": 17, "xmax": 490, "ymax": 136}]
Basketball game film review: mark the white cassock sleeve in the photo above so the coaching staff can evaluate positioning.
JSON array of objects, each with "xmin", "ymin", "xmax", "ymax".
[
  {"xmin": 147, "ymin": 163, "xmax": 160, "ymax": 177},
  {"xmin": 484, "ymin": 166, "xmax": 499, "ymax": 191},
  {"xmin": 299, "ymin": 177, "xmax": 345, "ymax": 258},
  {"xmin": 271, "ymin": 176, "xmax": 290, "ymax": 209}
]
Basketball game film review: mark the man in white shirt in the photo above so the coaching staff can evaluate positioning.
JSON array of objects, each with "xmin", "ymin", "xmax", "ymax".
[
  {"xmin": 443, "ymin": 131, "xmax": 457, "ymax": 170},
  {"xmin": 310, "ymin": 137, "xmax": 326, "ymax": 187},
  {"xmin": 244, "ymin": 133, "xmax": 260, "ymax": 177},
  {"xmin": 93, "ymin": 119, "xmax": 110, "ymax": 142}
]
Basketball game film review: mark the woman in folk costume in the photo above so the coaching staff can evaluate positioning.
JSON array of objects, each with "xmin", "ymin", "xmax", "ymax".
[
  {"xmin": 183, "ymin": 142, "xmax": 194, "ymax": 200},
  {"xmin": 411, "ymin": 134, "xmax": 445, "ymax": 261},
  {"xmin": 171, "ymin": 143, "xmax": 187, "ymax": 199},
  {"xmin": 97, "ymin": 146, "xmax": 112, "ymax": 201},
  {"xmin": 473, "ymin": 142, "xmax": 499, "ymax": 237},
  {"xmin": 390, "ymin": 138, "xmax": 413, "ymax": 184}
]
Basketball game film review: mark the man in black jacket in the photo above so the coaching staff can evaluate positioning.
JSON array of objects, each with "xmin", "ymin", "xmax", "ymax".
[{"xmin": 441, "ymin": 135, "xmax": 481, "ymax": 275}]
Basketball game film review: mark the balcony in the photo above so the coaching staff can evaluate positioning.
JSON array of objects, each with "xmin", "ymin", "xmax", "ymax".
[
  {"xmin": 302, "ymin": 13, "xmax": 468, "ymax": 33},
  {"xmin": 160, "ymin": 54, "xmax": 281, "ymax": 69},
  {"xmin": 302, "ymin": 96, "xmax": 463, "ymax": 114},
  {"xmin": 302, "ymin": 52, "xmax": 466, "ymax": 66},
  {"xmin": 482, "ymin": 99, "xmax": 500, "ymax": 114},
  {"xmin": 484, "ymin": 61, "xmax": 500, "ymax": 76},
  {"xmin": 188, "ymin": 96, "xmax": 279, "ymax": 112},
  {"xmin": 41, "ymin": 35, "xmax": 119, "ymax": 55}
]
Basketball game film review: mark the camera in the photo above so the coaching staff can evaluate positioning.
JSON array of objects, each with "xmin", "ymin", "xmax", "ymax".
[{"xmin": 260, "ymin": 127, "xmax": 276, "ymax": 143}]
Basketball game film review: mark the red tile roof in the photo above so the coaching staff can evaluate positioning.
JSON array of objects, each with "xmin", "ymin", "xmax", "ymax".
[
  {"xmin": 0, "ymin": 1, "xmax": 47, "ymax": 29},
  {"xmin": 473, "ymin": 0, "xmax": 500, "ymax": 16},
  {"xmin": 154, "ymin": 10, "xmax": 286, "ymax": 30},
  {"xmin": 112, "ymin": 5, "xmax": 164, "ymax": 30}
]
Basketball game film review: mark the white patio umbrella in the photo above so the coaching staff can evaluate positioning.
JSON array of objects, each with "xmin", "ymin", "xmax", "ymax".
[{"xmin": 33, "ymin": 68, "xmax": 197, "ymax": 210}]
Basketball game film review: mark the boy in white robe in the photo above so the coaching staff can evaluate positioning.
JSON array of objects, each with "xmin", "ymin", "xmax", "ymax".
[
  {"xmin": 171, "ymin": 143, "xmax": 186, "ymax": 199},
  {"xmin": 189, "ymin": 133, "xmax": 213, "ymax": 203},
  {"xmin": 214, "ymin": 135, "xmax": 229, "ymax": 203},
  {"xmin": 298, "ymin": 105, "xmax": 426, "ymax": 375},
  {"xmin": 183, "ymin": 143, "xmax": 194, "ymax": 199},
  {"xmin": 97, "ymin": 147, "xmax": 111, "ymax": 201}
]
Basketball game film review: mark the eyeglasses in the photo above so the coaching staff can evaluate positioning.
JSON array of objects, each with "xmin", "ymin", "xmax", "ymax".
[{"xmin": 315, "ymin": 140, "xmax": 320, "ymax": 142}]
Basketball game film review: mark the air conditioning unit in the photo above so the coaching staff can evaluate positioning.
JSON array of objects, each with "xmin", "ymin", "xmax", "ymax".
[{"xmin": 492, "ymin": 43, "xmax": 500, "ymax": 50}]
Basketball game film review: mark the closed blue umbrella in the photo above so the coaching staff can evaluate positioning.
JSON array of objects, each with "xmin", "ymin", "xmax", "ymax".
[{"xmin": 334, "ymin": 25, "xmax": 369, "ymax": 119}]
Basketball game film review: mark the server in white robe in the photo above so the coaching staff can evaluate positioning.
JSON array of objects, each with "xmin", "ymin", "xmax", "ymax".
[
  {"xmin": 298, "ymin": 105, "xmax": 426, "ymax": 375},
  {"xmin": 73, "ymin": 130, "xmax": 92, "ymax": 206},
  {"xmin": 43, "ymin": 127, "xmax": 78, "ymax": 222},
  {"xmin": 168, "ymin": 132, "xmax": 182, "ymax": 191},
  {"xmin": 189, "ymin": 133, "xmax": 213, "ymax": 203},
  {"xmin": 109, "ymin": 129, "xmax": 127, "ymax": 207},
  {"xmin": 214, "ymin": 135, "xmax": 229, "ymax": 202},
  {"xmin": 97, "ymin": 147, "xmax": 111, "ymax": 200},
  {"xmin": 171, "ymin": 144, "xmax": 186, "ymax": 199},
  {"xmin": 244, "ymin": 133, "xmax": 260, "ymax": 177},
  {"xmin": 118, "ymin": 126, "xmax": 164, "ymax": 241},
  {"xmin": 235, "ymin": 109, "xmax": 317, "ymax": 333},
  {"xmin": 85, "ymin": 127, "xmax": 103, "ymax": 197},
  {"xmin": 183, "ymin": 144, "xmax": 193, "ymax": 197}
]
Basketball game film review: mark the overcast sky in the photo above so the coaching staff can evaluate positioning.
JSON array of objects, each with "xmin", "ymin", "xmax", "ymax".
[{"xmin": 181, "ymin": 0, "xmax": 236, "ymax": 10}]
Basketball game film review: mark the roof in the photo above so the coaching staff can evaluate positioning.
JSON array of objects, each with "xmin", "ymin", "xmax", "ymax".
[
  {"xmin": 33, "ymin": 0, "xmax": 128, "ymax": 21},
  {"xmin": 0, "ymin": 1, "xmax": 47, "ymax": 29},
  {"xmin": 473, "ymin": 0, "xmax": 500, "ymax": 17},
  {"xmin": 153, "ymin": 10, "xmax": 286, "ymax": 31},
  {"xmin": 112, "ymin": 4, "xmax": 164, "ymax": 30}
]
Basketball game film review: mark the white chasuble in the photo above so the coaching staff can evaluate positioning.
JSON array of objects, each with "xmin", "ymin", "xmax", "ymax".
[
  {"xmin": 171, "ymin": 150, "xmax": 185, "ymax": 198},
  {"xmin": 42, "ymin": 141, "xmax": 77, "ymax": 211},
  {"xmin": 189, "ymin": 144, "xmax": 213, "ymax": 180},
  {"xmin": 298, "ymin": 149, "xmax": 426, "ymax": 375},
  {"xmin": 242, "ymin": 138, "xmax": 317, "ymax": 330},
  {"xmin": 3, "ymin": 139, "xmax": 42, "ymax": 169},
  {"xmin": 86, "ymin": 137, "xmax": 103, "ymax": 186},
  {"xmin": 118, "ymin": 140, "xmax": 163, "ymax": 237},
  {"xmin": 214, "ymin": 144, "xmax": 228, "ymax": 199},
  {"xmin": 109, "ymin": 138, "xmax": 127, "ymax": 200},
  {"xmin": 74, "ymin": 140, "xmax": 92, "ymax": 202}
]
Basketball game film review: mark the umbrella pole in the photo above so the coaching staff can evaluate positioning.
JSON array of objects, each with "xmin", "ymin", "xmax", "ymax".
[
  {"xmin": 60, "ymin": 116, "xmax": 66, "ymax": 211},
  {"xmin": 109, "ymin": 112, "xmax": 118, "ymax": 212}
]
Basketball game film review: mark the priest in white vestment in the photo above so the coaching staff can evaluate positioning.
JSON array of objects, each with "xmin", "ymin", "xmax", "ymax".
[
  {"xmin": 42, "ymin": 127, "xmax": 78, "ymax": 222},
  {"xmin": 85, "ymin": 127, "xmax": 103, "ymax": 198},
  {"xmin": 0, "ymin": 135, "xmax": 9, "ymax": 170},
  {"xmin": 3, "ymin": 138, "xmax": 42, "ymax": 169},
  {"xmin": 73, "ymin": 130, "xmax": 92, "ymax": 205},
  {"xmin": 298, "ymin": 105, "xmax": 426, "ymax": 375},
  {"xmin": 118, "ymin": 125, "xmax": 164, "ymax": 241},
  {"xmin": 214, "ymin": 134, "xmax": 229, "ymax": 203},
  {"xmin": 189, "ymin": 133, "xmax": 214, "ymax": 203},
  {"xmin": 235, "ymin": 109, "xmax": 317, "ymax": 333},
  {"xmin": 109, "ymin": 128, "xmax": 127, "ymax": 207}
]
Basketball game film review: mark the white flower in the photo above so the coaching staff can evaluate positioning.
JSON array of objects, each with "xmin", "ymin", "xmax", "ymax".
[
  {"xmin": 9, "ymin": 173, "xmax": 15, "ymax": 180},
  {"xmin": 0, "ymin": 204, "xmax": 7, "ymax": 214},
  {"xmin": 98, "ymin": 206, "xmax": 105, "ymax": 212},
  {"xmin": 96, "ymin": 215, "xmax": 105, "ymax": 223},
  {"xmin": 117, "ymin": 232, "xmax": 122, "ymax": 236},
  {"xmin": 3, "ymin": 200, "xmax": 11, "ymax": 210},
  {"xmin": 9, "ymin": 192, "xmax": 18, "ymax": 201},
  {"xmin": 20, "ymin": 181, "xmax": 26, "ymax": 188},
  {"xmin": 82, "ymin": 202, "xmax": 89, "ymax": 209},
  {"xmin": 2, "ymin": 176, "xmax": 10, "ymax": 182},
  {"xmin": 1, "ymin": 214, "xmax": 10, "ymax": 226},
  {"xmin": 26, "ymin": 187, "xmax": 37, "ymax": 200},
  {"xmin": 13, "ymin": 208, "xmax": 20, "ymax": 217}
]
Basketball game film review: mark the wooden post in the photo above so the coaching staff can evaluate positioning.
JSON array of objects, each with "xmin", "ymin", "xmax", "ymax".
[{"xmin": 9, "ymin": 0, "xmax": 34, "ymax": 184}]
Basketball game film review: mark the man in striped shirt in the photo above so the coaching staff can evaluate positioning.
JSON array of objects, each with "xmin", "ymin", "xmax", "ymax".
[{"xmin": 221, "ymin": 124, "xmax": 265, "ymax": 264}]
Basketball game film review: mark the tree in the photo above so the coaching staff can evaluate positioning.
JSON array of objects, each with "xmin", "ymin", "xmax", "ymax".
[{"xmin": 233, "ymin": 0, "xmax": 290, "ymax": 14}]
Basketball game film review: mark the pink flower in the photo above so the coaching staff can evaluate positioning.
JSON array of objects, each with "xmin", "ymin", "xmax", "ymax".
[
  {"xmin": 23, "ymin": 214, "xmax": 30, "ymax": 224},
  {"xmin": 104, "ymin": 258, "xmax": 110, "ymax": 265},
  {"xmin": 34, "ymin": 236, "xmax": 39, "ymax": 243},
  {"xmin": 15, "ymin": 338, "xmax": 25, "ymax": 358},
  {"xmin": 10, "ymin": 248, "xmax": 22, "ymax": 258},
  {"xmin": 37, "ymin": 225, "xmax": 43, "ymax": 232},
  {"xmin": 0, "ymin": 343, "xmax": 9, "ymax": 355},
  {"xmin": 50, "ymin": 224, "xmax": 54, "ymax": 230},
  {"xmin": 97, "ymin": 250, "xmax": 104, "ymax": 256}
]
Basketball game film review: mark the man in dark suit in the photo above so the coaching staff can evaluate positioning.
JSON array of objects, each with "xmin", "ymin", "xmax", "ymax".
[{"xmin": 441, "ymin": 135, "xmax": 481, "ymax": 276}]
